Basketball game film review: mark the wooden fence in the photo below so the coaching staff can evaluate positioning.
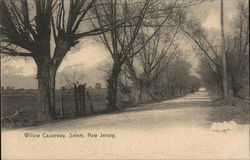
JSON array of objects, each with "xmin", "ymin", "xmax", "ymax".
[{"xmin": 59, "ymin": 83, "xmax": 94, "ymax": 118}]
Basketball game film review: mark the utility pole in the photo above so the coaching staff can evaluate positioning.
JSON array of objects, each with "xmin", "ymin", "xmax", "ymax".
[{"xmin": 220, "ymin": 0, "xmax": 228, "ymax": 100}]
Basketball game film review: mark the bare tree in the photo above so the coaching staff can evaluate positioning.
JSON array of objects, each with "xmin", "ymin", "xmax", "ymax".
[
  {"xmin": 91, "ymin": 0, "xmax": 179, "ymax": 110},
  {"xmin": 181, "ymin": 18, "xmax": 223, "ymax": 68},
  {"xmin": 0, "ymin": 0, "xmax": 55, "ymax": 121},
  {"xmin": 180, "ymin": 14, "xmax": 227, "ymax": 96},
  {"xmin": 124, "ymin": 25, "xmax": 181, "ymax": 102},
  {"xmin": 62, "ymin": 71, "xmax": 86, "ymax": 89},
  {"xmin": 198, "ymin": 54, "xmax": 223, "ymax": 96},
  {"xmin": 0, "ymin": 0, "xmax": 148, "ymax": 121},
  {"xmin": 157, "ymin": 54, "xmax": 194, "ymax": 98},
  {"xmin": 182, "ymin": 1, "xmax": 249, "ymax": 99},
  {"xmin": 226, "ymin": 1, "xmax": 249, "ymax": 98}
]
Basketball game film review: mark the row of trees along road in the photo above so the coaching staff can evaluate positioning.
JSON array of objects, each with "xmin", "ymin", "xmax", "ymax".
[
  {"xmin": 181, "ymin": 0, "xmax": 249, "ymax": 99},
  {"xmin": 91, "ymin": 0, "xmax": 205, "ymax": 109},
  {"xmin": 0, "ymin": 0, "xmax": 204, "ymax": 122},
  {"xmin": 99, "ymin": 6, "xmax": 201, "ymax": 104}
]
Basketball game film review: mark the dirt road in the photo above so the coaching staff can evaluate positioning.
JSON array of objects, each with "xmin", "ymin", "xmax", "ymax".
[{"xmin": 2, "ymin": 91, "xmax": 249, "ymax": 159}]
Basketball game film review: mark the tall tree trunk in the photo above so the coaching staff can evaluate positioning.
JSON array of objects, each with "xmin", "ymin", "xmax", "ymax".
[
  {"xmin": 231, "ymin": 75, "xmax": 240, "ymax": 98},
  {"xmin": 36, "ymin": 62, "xmax": 56, "ymax": 122},
  {"xmin": 49, "ymin": 67, "xmax": 56, "ymax": 118},
  {"xmin": 125, "ymin": 61, "xmax": 141, "ymax": 104},
  {"xmin": 106, "ymin": 63, "xmax": 122, "ymax": 110},
  {"xmin": 79, "ymin": 84, "xmax": 86, "ymax": 113},
  {"xmin": 145, "ymin": 87, "xmax": 155, "ymax": 102},
  {"xmin": 133, "ymin": 82, "xmax": 153, "ymax": 104},
  {"xmin": 232, "ymin": 85, "xmax": 240, "ymax": 98},
  {"xmin": 133, "ymin": 83, "xmax": 142, "ymax": 104},
  {"xmin": 74, "ymin": 83, "xmax": 79, "ymax": 113}
]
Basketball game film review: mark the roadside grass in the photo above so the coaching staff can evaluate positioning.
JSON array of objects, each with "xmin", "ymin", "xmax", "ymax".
[{"xmin": 209, "ymin": 97, "xmax": 250, "ymax": 124}]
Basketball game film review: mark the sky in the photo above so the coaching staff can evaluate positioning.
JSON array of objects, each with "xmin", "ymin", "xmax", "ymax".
[{"xmin": 1, "ymin": 0, "xmax": 239, "ymax": 89}]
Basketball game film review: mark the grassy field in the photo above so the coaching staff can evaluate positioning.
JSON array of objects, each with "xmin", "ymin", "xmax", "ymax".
[
  {"xmin": 1, "ymin": 89, "xmax": 135, "ymax": 128},
  {"xmin": 1, "ymin": 89, "xmax": 109, "ymax": 127}
]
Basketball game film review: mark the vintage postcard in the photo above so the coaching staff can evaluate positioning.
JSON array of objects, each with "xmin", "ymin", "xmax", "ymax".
[{"xmin": 1, "ymin": 0, "xmax": 249, "ymax": 159}]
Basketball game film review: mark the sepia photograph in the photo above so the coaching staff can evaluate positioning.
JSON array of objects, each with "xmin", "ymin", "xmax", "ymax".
[{"xmin": 0, "ymin": 0, "xmax": 249, "ymax": 159}]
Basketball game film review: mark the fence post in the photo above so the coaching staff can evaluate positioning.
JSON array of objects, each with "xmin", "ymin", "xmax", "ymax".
[
  {"xmin": 78, "ymin": 83, "xmax": 86, "ymax": 114},
  {"xmin": 82, "ymin": 83, "xmax": 86, "ymax": 113},
  {"xmin": 86, "ymin": 90, "xmax": 94, "ymax": 113},
  {"xmin": 74, "ymin": 83, "xmax": 78, "ymax": 114},
  {"xmin": 60, "ymin": 87, "xmax": 65, "ymax": 118}
]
